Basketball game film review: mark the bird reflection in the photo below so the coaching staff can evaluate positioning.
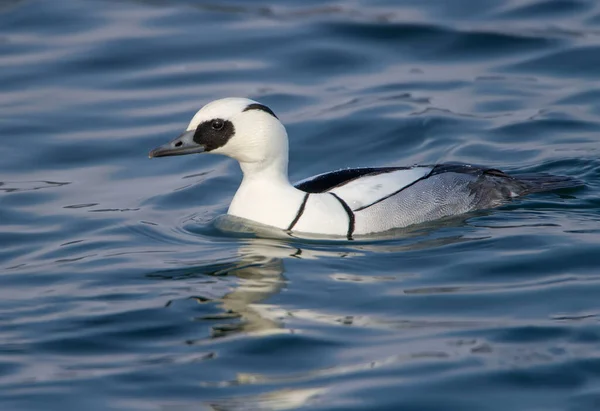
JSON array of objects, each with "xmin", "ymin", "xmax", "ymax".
[
  {"xmin": 185, "ymin": 212, "xmax": 489, "ymax": 339},
  {"xmin": 204, "ymin": 235, "xmax": 363, "ymax": 338},
  {"xmin": 146, "ymin": 213, "xmax": 489, "ymax": 410},
  {"xmin": 207, "ymin": 387, "xmax": 324, "ymax": 411}
]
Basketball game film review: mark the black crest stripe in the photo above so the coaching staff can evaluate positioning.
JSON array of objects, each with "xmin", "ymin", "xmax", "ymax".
[
  {"xmin": 243, "ymin": 103, "xmax": 278, "ymax": 119},
  {"xmin": 287, "ymin": 193, "xmax": 310, "ymax": 231},
  {"xmin": 330, "ymin": 193, "xmax": 355, "ymax": 240},
  {"xmin": 354, "ymin": 168, "xmax": 435, "ymax": 212}
]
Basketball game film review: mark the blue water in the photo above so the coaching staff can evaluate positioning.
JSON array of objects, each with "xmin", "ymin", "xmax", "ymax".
[{"xmin": 2, "ymin": 0, "xmax": 600, "ymax": 409}]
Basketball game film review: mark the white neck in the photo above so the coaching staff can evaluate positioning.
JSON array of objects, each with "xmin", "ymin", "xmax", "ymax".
[
  {"xmin": 227, "ymin": 145, "xmax": 306, "ymax": 230},
  {"xmin": 238, "ymin": 153, "xmax": 289, "ymax": 184}
]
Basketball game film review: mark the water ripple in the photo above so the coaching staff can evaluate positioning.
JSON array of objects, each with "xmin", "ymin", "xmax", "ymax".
[{"xmin": 2, "ymin": 0, "xmax": 600, "ymax": 409}]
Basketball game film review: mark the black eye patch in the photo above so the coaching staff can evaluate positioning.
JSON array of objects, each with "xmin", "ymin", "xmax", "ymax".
[{"xmin": 193, "ymin": 118, "xmax": 235, "ymax": 151}]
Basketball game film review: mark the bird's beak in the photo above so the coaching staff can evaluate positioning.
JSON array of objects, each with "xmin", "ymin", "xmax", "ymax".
[{"xmin": 149, "ymin": 130, "xmax": 205, "ymax": 158}]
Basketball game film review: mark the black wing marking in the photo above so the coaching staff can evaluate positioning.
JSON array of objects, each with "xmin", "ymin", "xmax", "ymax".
[
  {"xmin": 294, "ymin": 167, "xmax": 413, "ymax": 193},
  {"xmin": 353, "ymin": 163, "xmax": 513, "ymax": 212},
  {"xmin": 353, "ymin": 169, "xmax": 434, "ymax": 211},
  {"xmin": 295, "ymin": 163, "xmax": 517, "ymax": 211},
  {"xmin": 428, "ymin": 163, "xmax": 509, "ymax": 178}
]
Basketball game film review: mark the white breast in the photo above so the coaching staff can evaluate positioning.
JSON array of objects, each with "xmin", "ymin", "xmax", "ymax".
[
  {"xmin": 330, "ymin": 167, "xmax": 432, "ymax": 211},
  {"xmin": 228, "ymin": 177, "xmax": 307, "ymax": 229},
  {"xmin": 292, "ymin": 194, "xmax": 349, "ymax": 236}
]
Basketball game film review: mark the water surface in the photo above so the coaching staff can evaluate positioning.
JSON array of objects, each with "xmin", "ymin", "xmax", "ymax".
[{"xmin": 2, "ymin": 0, "xmax": 600, "ymax": 410}]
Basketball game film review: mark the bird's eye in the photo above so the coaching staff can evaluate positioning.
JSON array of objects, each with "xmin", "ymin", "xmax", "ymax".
[{"xmin": 211, "ymin": 120, "xmax": 224, "ymax": 131}]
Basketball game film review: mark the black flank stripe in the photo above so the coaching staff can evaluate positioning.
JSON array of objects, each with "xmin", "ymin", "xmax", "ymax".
[
  {"xmin": 287, "ymin": 193, "xmax": 310, "ymax": 231},
  {"xmin": 330, "ymin": 193, "xmax": 355, "ymax": 240},
  {"xmin": 354, "ymin": 168, "xmax": 435, "ymax": 212}
]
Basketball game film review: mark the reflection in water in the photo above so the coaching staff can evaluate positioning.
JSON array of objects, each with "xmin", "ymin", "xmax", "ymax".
[
  {"xmin": 207, "ymin": 387, "xmax": 324, "ymax": 411},
  {"xmin": 209, "ymin": 252, "xmax": 286, "ymax": 338},
  {"xmin": 145, "ymin": 215, "xmax": 497, "ymax": 409},
  {"xmin": 172, "ymin": 213, "xmax": 490, "ymax": 340},
  {"xmin": 202, "ymin": 237, "xmax": 364, "ymax": 338},
  {"xmin": 4, "ymin": 0, "xmax": 600, "ymax": 408}
]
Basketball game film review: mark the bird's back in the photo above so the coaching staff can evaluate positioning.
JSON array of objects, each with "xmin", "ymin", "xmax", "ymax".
[{"xmin": 294, "ymin": 163, "xmax": 582, "ymax": 235}]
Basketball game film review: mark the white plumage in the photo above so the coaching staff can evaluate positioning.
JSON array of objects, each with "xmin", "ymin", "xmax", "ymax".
[{"xmin": 149, "ymin": 98, "xmax": 581, "ymax": 239}]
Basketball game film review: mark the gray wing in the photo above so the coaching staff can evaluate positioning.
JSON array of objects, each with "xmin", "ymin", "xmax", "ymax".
[
  {"xmin": 297, "ymin": 163, "xmax": 580, "ymax": 236},
  {"xmin": 352, "ymin": 165, "xmax": 528, "ymax": 234}
]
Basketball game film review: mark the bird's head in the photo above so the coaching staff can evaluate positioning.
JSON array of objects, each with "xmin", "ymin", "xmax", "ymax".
[{"xmin": 150, "ymin": 98, "xmax": 288, "ymax": 172}]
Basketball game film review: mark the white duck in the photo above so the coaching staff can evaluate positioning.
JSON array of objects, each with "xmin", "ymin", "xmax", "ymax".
[{"xmin": 149, "ymin": 98, "xmax": 580, "ymax": 239}]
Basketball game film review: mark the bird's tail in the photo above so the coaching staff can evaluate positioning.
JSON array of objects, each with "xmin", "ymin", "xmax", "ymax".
[{"xmin": 512, "ymin": 173, "xmax": 584, "ymax": 195}]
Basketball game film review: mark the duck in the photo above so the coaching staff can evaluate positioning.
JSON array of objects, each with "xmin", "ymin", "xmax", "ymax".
[{"xmin": 149, "ymin": 97, "xmax": 580, "ymax": 239}]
